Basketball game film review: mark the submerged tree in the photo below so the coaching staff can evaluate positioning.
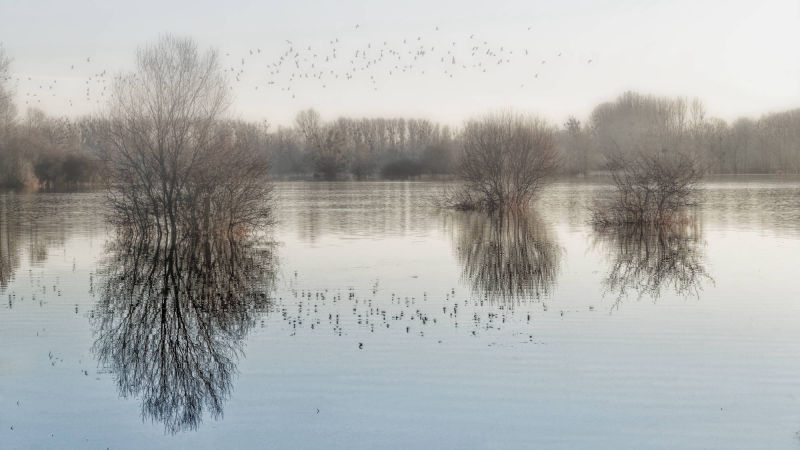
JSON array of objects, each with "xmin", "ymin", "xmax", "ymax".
[
  {"xmin": 450, "ymin": 211, "xmax": 561, "ymax": 302},
  {"xmin": 445, "ymin": 112, "xmax": 558, "ymax": 212},
  {"xmin": 102, "ymin": 35, "xmax": 272, "ymax": 236},
  {"xmin": 92, "ymin": 232, "xmax": 276, "ymax": 434},
  {"xmin": 591, "ymin": 150, "xmax": 704, "ymax": 226}
]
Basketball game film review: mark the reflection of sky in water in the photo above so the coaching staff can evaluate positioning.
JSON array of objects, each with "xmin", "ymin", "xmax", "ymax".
[{"xmin": 1, "ymin": 178, "xmax": 800, "ymax": 449}]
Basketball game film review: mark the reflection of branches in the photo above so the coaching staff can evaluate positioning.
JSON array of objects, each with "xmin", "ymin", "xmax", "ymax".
[
  {"xmin": 593, "ymin": 222, "xmax": 712, "ymax": 309},
  {"xmin": 451, "ymin": 211, "xmax": 561, "ymax": 301},
  {"xmin": 92, "ymin": 232, "xmax": 276, "ymax": 434}
]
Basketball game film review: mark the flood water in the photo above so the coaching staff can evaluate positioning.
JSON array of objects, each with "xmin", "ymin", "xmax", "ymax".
[{"xmin": 2, "ymin": 178, "xmax": 800, "ymax": 449}]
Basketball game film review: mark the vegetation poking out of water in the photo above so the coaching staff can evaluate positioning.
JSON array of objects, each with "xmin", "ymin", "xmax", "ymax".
[
  {"xmin": 590, "ymin": 151, "xmax": 704, "ymax": 226},
  {"xmin": 100, "ymin": 35, "xmax": 273, "ymax": 237},
  {"xmin": 441, "ymin": 112, "xmax": 558, "ymax": 212}
]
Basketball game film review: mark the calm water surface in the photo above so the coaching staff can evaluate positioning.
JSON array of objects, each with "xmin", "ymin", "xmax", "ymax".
[{"xmin": 1, "ymin": 178, "xmax": 800, "ymax": 449}]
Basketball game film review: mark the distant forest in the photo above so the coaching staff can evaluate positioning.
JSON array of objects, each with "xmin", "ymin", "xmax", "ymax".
[{"xmin": 2, "ymin": 42, "xmax": 799, "ymax": 189}]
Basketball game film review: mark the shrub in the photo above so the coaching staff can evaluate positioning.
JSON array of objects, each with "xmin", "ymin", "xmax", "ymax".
[
  {"xmin": 591, "ymin": 151, "xmax": 703, "ymax": 226},
  {"xmin": 445, "ymin": 112, "xmax": 558, "ymax": 212}
]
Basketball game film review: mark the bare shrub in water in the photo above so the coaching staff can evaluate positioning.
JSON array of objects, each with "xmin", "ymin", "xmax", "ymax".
[
  {"xmin": 591, "ymin": 151, "xmax": 703, "ymax": 226},
  {"xmin": 444, "ymin": 112, "xmax": 558, "ymax": 212},
  {"xmin": 102, "ymin": 35, "xmax": 272, "ymax": 237}
]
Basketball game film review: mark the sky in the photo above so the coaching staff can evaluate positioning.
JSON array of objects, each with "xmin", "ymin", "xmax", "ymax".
[{"xmin": 1, "ymin": 0, "xmax": 799, "ymax": 127}]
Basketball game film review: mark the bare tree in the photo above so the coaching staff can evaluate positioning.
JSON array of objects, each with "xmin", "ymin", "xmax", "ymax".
[
  {"xmin": 591, "ymin": 150, "xmax": 703, "ymax": 226},
  {"xmin": 186, "ymin": 120, "xmax": 273, "ymax": 234},
  {"xmin": 102, "ymin": 35, "xmax": 271, "ymax": 236},
  {"xmin": 590, "ymin": 92, "xmax": 703, "ymax": 160},
  {"xmin": 294, "ymin": 108, "xmax": 322, "ymax": 143},
  {"xmin": 446, "ymin": 111, "xmax": 558, "ymax": 211}
]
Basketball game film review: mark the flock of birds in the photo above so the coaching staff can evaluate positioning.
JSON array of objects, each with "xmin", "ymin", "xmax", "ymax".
[
  {"xmin": 3, "ymin": 24, "xmax": 596, "ymax": 112},
  {"xmin": 0, "ymin": 237, "xmax": 602, "ymax": 437},
  {"xmin": 4, "ymin": 269, "xmax": 592, "ymax": 345},
  {"xmin": 3, "ymin": 61, "xmax": 110, "ymax": 108},
  {"xmin": 267, "ymin": 267, "xmax": 599, "ymax": 344},
  {"xmin": 273, "ymin": 285, "xmax": 582, "ymax": 345}
]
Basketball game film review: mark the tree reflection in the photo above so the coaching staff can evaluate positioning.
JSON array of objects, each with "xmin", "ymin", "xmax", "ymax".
[
  {"xmin": 593, "ymin": 221, "xmax": 712, "ymax": 308},
  {"xmin": 0, "ymin": 195, "xmax": 17, "ymax": 289},
  {"xmin": 450, "ymin": 211, "xmax": 561, "ymax": 301},
  {"xmin": 1, "ymin": 194, "xmax": 86, "ymax": 292},
  {"xmin": 92, "ymin": 233, "xmax": 276, "ymax": 434}
]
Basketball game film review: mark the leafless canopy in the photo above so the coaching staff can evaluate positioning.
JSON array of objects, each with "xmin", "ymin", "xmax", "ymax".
[
  {"xmin": 447, "ymin": 112, "xmax": 558, "ymax": 212},
  {"xmin": 102, "ymin": 35, "xmax": 272, "ymax": 237},
  {"xmin": 591, "ymin": 151, "xmax": 703, "ymax": 226}
]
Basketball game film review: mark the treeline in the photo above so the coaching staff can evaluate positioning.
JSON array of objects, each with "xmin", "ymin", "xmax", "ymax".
[
  {"xmin": 2, "ymin": 39, "xmax": 800, "ymax": 188},
  {"xmin": 559, "ymin": 92, "xmax": 800, "ymax": 175},
  {"xmin": 0, "ymin": 109, "xmax": 106, "ymax": 189},
  {"xmin": 269, "ymin": 95, "xmax": 800, "ymax": 179},
  {"xmin": 0, "ymin": 47, "xmax": 103, "ymax": 189},
  {"xmin": 271, "ymin": 109, "xmax": 457, "ymax": 180},
  {"xmin": 2, "ymin": 96, "xmax": 799, "ymax": 189}
]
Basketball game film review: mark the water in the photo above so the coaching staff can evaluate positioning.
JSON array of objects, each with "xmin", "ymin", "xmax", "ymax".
[{"xmin": 1, "ymin": 178, "xmax": 800, "ymax": 449}]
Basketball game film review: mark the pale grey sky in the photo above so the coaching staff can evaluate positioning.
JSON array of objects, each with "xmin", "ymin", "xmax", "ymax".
[{"xmin": 1, "ymin": 0, "xmax": 798, "ymax": 127}]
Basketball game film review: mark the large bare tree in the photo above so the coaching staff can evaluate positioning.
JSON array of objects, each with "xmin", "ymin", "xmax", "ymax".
[{"xmin": 103, "ymin": 35, "xmax": 271, "ymax": 236}]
